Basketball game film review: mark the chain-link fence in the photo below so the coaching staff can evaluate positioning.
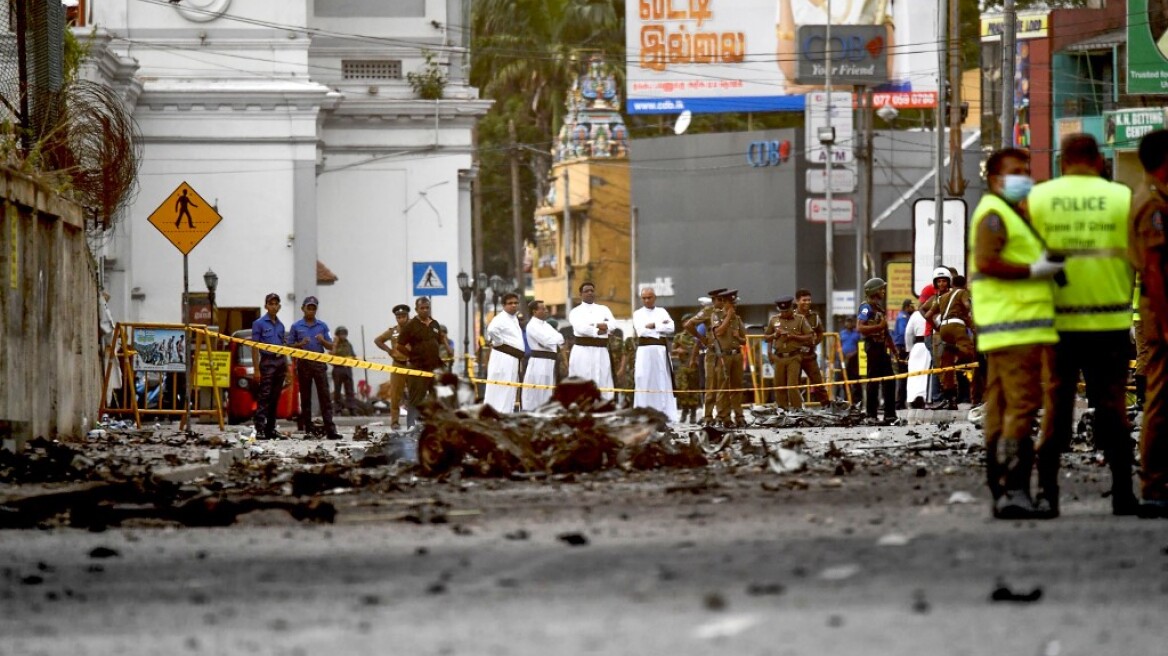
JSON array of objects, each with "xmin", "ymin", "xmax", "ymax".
[{"xmin": 0, "ymin": 1, "xmax": 66, "ymax": 146}]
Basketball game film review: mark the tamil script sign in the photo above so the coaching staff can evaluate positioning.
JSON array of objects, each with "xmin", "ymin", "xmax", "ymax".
[
  {"xmin": 625, "ymin": 0, "xmax": 939, "ymax": 114},
  {"xmin": 1128, "ymin": 0, "xmax": 1168, "ymax": 94}
]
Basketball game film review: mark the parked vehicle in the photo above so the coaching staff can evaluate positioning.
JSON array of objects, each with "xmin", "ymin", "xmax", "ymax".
[{"xmin": 227, "ymin": 329, "xmax": 299, "ymax": 424}]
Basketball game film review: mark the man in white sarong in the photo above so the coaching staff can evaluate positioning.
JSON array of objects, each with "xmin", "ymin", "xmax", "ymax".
[
  {"xmin": 568, "ymin": 281, "xmax": 617, "ymax": 401},
  {"xmin": 483, "ymin": 292, "xmax": 524, "ymax": 412},
  {"xmin": 632, "ymin": 288, "xmax": 679, "ymax": 422},
  {"xmin": 522, "ymin": 299, "xmax": 563, "ymax": 410},
  {"xmin": 905, "ymin": 285, "xmax": 936, "ymax": 408}
]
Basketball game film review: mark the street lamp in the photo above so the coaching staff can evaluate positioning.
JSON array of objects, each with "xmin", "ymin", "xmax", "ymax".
[
  {"xmin": 475, "ymin": 272, "xmax": 488, "ymax": 378},
  {"xmin": 456, "ymin": 271, "xmax": 473, "ymax": 375},
  {"xmin": 489, "ymin": 274, "xmax": 506, "ymax": 315},
  {"xmin": 203, "ymin": 267, "xmax": 218, "ymax": 323}
]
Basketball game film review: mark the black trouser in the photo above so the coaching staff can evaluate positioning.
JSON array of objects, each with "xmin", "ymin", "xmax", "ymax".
[
  {"xmin": 865, "ymin": 343, "xmax": 897, "ymax": 420},
  {"xmin": 331, "ymin": 366, "xmax": 354, "ymax": 412},
  {"xmin": 405, "ymin": 367, "xmax": 436, "ymax": 427},
  {"xmin": 297, "ymin": 360, "xmax": 335, "ymax": 433},
  {"xmin": 254, "ymin": 356, "xmax": 286, "ymax": 435},
  {"xmin": 1038, "ymin": 330, "xmax": 1133, "ymax": 502},
  {"xmin": 842, "ymin": 353, "xmax": 861, "ymax": 403}
]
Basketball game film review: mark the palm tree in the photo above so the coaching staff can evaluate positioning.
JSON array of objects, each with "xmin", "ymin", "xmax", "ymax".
[{"xmin": 470, "ymin": 0, "xmax": 624, "ymax": 276}]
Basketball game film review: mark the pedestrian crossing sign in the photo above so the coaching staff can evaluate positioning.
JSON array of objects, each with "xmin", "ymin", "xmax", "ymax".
[{"xmin": 412, "ymin": 261, "xmax": 448, "ymax": 297}]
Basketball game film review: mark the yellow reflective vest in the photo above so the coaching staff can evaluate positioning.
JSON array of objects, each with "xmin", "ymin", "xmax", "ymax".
[
  {"xmin": 1028, "ymin": 174, "xmax": 1134, "ymax": 331},
  {"xmin": 968, "ymin": 194, "xmax": 1059, "ymax": 353}
]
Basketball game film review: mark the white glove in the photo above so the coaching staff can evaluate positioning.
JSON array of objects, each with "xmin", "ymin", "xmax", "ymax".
[{"xmin": 1029, "ymin": 253, "xmax": 1065, "ymax": 280}]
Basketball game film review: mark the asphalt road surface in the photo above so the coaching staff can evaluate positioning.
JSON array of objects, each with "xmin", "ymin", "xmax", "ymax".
[{"xmin": 3, "ymin": 420, "xmax": 1168, "ymax": 655}]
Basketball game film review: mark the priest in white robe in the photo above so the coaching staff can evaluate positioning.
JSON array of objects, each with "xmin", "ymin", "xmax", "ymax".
[
  {"xmin": 905, "ymin": 287, "xmax": 935, "ymax": 409},
  {"xmin": 632, "ymin": 288, "xmax": 679, "ymax": 422},
  {"xmin": 483, "ymin": 292, "xmax": 524, "ymax": 412},
  {"xmin": 568, "ymin": 281, "xmax": 617, "ymax": 401},
  {"xmin": 522, "ymin": 299, "xmax": 564, "ymax": 410}
]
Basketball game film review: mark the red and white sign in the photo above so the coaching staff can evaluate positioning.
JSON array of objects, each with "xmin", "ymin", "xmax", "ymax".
[
  {"xmin": 871, "ymin": 91, "xmax": 938, "ymax": 109},
  {"xmin": 806, "ymin": 198, "xmax": 855, "ymax": 223}
]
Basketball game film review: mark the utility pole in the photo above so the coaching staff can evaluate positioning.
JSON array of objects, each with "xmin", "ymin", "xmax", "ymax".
[
  {"xmin": 933, "ymin": 0, "xmax": 948, "ymax": 268},
  {"xmin": 563, "ymin": 170, "xmax": 573, "ymax": 317},
  {"xmin": 509, "ymin": 120, "xmax": 524, "ymax": 296},
  {"xmin": 948, "ymin": 0, "xmax": 965, "ymax": 197},
  {"xmin": 824, "ymin": 0, "xmax": 835, "ymax": 323},
  {"xmin": 859, "ymin": 86, "xmax": 874, "ymax": 299},
  {"xmin": 1001, "ymin": 0, "xmax": 1017, "ymax": 149}
]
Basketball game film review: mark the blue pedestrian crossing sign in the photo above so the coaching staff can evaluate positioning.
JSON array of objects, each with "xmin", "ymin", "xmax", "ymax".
[{"xmin": 412, "ymin": 261, "xmax": 448, "ymax": 297}]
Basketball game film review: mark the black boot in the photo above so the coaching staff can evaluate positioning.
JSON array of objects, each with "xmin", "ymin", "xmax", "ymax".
[{"xmin": 994, "ymin": 437, "xmax": 1045, "ymax": 520}]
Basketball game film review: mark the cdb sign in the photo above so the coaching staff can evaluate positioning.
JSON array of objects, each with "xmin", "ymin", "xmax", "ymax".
[{"xmin": 746, "ymin": 139, "xmax": 792, "ymax": 168}]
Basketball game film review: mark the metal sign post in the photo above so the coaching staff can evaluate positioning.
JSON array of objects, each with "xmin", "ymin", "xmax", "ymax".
[{"xmin": 147, "ymin": 181, "xmax": 223, "ymax": 431}]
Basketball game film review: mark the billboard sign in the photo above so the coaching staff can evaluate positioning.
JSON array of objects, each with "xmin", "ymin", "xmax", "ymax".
[
  {"xmin": 1103, "ymin": 107, "xmax": 1168, "ymax": 149},
  {"xmin": 626, "ymin": 0, "xmax": 939, "ymax": 114},
  {"xmin": 795, "ymin": 25, "xmax": 890, "ymax": 86},
  {"xmin": 805, "ymin": 198, "xmax": 854, "ymax": 223},
  {"xmin": 1129, "ymin": 0, "xmax": 1168, "ymax": 94}
]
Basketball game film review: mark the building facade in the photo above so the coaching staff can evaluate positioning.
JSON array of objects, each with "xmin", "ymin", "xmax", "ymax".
[{"xmin": 83, "ymin": 0, "xmax": 489, "ymax": 384}]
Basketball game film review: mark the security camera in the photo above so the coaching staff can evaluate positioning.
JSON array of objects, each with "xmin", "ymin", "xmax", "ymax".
[{"xmin": 876, "ymin": 105, "xmax": 899, "ymax": 123}]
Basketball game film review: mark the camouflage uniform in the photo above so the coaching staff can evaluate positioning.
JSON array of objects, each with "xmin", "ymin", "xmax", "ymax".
[
  {"xmin": 673, "ymin": 331, "xmax": 701, "ymax": 422},
  {"xmin": 607, "ymin": 332, "xmax": 629, "ymax": 406}
]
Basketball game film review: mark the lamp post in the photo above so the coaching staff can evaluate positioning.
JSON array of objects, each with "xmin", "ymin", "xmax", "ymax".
[
  {"xmin": 489, "ymin": 274, "xmax": 506, "ymax": 315},
  {"xmin": 202, "ymin": 268, "xmax": 218, "ymax": 325},
  {"xmin": 456, "ymin": 271, "xmax": 473, "ymax": 375},
  {"xmin": 475, "ymin": 272, "xmax": 488, "ymax": 378}
]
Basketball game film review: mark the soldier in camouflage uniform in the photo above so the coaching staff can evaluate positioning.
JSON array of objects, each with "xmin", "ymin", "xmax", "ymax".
[
  {"xmin": 607, "ymin": 328, "xmax": 629, "ymax": 407},
  {"xmin": 673, "ymin": 315, "xmax": 701, "ymax": 423}
]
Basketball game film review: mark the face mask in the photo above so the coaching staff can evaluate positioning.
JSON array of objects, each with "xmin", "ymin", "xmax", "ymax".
[{"xmin": 999, "ymin": 174, "xmax": 1034, "ymax": 203}]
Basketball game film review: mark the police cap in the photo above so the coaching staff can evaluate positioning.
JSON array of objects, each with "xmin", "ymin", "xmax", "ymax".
[
  {"xmin": 302, "ymin": 295, "xmax": 319, "ymax": 308},
  {"xmin": 775, "ymin": 295, "xmax": 794, "ymax": 309},
  {"xmin": 392, "ymin": 304, "xmax": 410, "ymax": 316},
  {"xmin": 717, "ymin": 289, "xmax": 738, "ymax": 299},
  {"xmin": 707, "ymin": 288, "xmax": 727, "ymax": 298},
  {"xmin": 264, "ymin": 292, "xmax": 280, "ymax": 304}
]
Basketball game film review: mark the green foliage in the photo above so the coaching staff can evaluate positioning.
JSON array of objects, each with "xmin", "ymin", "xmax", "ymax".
[
  {"xmin": 407, "ymin": 50, "xmax": 447, "ymax": 100},
  {"xmin": 63, "ymin": 27, "xmax": 93, "ymax": 83}
]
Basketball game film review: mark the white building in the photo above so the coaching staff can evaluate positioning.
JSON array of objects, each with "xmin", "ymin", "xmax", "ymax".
[{"xmin": 84, "ymin": 0, "xmax": 489, "ymax": 384}]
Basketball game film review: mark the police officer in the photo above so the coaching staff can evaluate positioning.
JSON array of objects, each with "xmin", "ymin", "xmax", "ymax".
[
  {"xmin": 712, "ymin": 289, "xmax": 748, "ymax": 427},
  {"xmin": 969, "ymin": 147, "xmax": 1064, "ymax": 519},
  {"xmin": 857, "ymin": 278, "xmax": 897, "ymax": 425},
  {"xmin": 374, "ymin": 304, "xmax": 411, "ymax": 430},
  {"xmin": 794, "ymin": 288, "xmax": 828, "ymax": 404},
  {"xmin": 251, "ymin": 292, "xmax": 288, "ymax": 440},
  {"xmin": 767, "ymin": 295, "xmax": 813, "ymax": 409},
  {"xmin": 685, "ymin": 288, "xmax": 727, "ymax": 425},
  {"xmin": 1130, "ymin": 129, "xmax": 1168, "ymax": 516},
  {"xmin": 289, "ymin": 296, "xmax": 341, "ymax": 440},
  {"xmin": 1030, "ymin": 133, "xmax": 1138, "ymax": 516}
]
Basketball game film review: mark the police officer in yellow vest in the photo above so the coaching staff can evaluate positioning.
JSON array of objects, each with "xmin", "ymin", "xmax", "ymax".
[
  {"xmin": 969, "ymin": 148, "xmax": 1064, "ymax": 520},
  {"xmin": 1029, "ymin": 134, "xmax": 1139, "ymax": 517}
]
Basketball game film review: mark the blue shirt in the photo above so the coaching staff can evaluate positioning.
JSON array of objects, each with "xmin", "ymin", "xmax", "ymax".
[
  {"xmin": 839, "ymin": 327, "xmax": 860, "ymax": 357},
  {"xmin": 893, "ymin": 313, "xmax": 909, "ymax": 352},
  {"xmin": 289, "ymin": 318, "xmax": 332, "ymax": 354},
  {"xmin": 252, "ymin": 314, "xmax": 286, "ymax": 347}
]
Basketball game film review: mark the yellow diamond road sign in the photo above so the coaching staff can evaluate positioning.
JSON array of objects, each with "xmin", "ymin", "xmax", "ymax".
[{"xmin": 148, "ymin": 182, "xmax": 222, "ymax": 255}]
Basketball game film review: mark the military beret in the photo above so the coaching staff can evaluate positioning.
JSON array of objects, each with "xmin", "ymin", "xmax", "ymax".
[{"xmin": 392, "ymin": 304, "xmax": 410, "ymax": 315}]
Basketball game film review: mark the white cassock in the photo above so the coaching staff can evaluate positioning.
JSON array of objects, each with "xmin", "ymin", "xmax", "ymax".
[
  {"xmin": 905, "ymin": 310, "xmax": 932, "ymax": 405},
  {"xmin": 483, "ymin": 311, "xmax": 523, "ymax": 412},
  {"xmin": 568, "ymin": 301, "xmax": 617, "ymax": 401},
  {"xmin": 632, "ymin": 306, "xmax": 679, "ymax": 422},
  {"xmin": 522, "ymin": 317, "xmax": 564, "ymax": 410}
]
